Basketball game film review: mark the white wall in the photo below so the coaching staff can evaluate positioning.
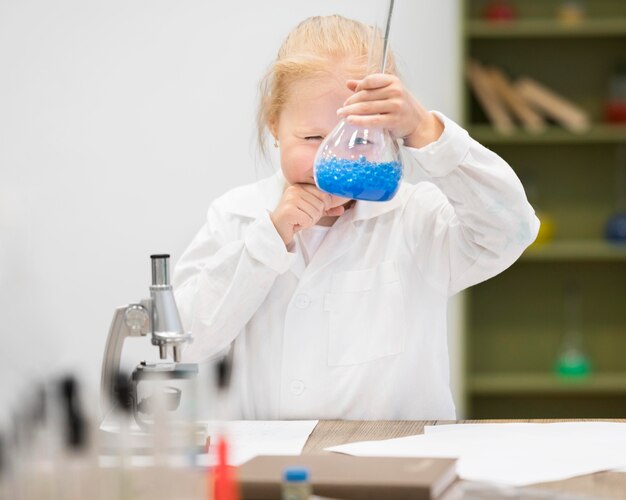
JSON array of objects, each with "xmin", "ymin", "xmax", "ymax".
[{"xmin": 0, "ymin": 0, "xmax": 461, "ymax": 421}]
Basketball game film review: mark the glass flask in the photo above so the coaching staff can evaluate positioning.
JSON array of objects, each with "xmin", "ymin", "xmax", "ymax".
[
  {"xmin": 554, "ymin": 284, "xmax": 590, "ymax": 378},
  {"xmin": 313, "ymin": 122, "xmax": 402, "ymax": 202},
  {"xmin": 313, "ymin": 0, "xmax": 402, "ymax": 202}
]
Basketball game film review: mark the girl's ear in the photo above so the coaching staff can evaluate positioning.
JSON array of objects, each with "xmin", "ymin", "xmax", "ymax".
[{"xmin": 268, "ymin": 116, "xmax": 279, "ymax": 143}]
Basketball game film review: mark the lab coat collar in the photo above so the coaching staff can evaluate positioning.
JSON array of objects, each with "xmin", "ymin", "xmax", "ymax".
[{"xmin": 219, "ymin": 170, "xmax": 408, "ymax": 223}]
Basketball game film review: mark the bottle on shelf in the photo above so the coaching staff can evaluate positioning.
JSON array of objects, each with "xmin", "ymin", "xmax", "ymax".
[
  {"xmin": 604, "ymin": 64, "xmax": 626, "ymax": 124},
  {"xmin": 554, "ymin": 283, "xmax": 591, "ymax": 378}
]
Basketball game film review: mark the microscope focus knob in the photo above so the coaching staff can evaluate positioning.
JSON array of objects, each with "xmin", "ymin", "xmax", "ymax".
[{"xmin": 124, "ymin": 304, "xmax": 150, "ymax": 336}]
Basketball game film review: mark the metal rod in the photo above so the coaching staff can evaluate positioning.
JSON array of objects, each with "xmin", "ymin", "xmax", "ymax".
[{"xmin": 380, "ymin": 0, "xmax": 395, "ymax": 74}]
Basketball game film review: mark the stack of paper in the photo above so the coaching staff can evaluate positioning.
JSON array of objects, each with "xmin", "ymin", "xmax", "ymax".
[
  {"xmin": 201, "ymin": 420, "xmax": 318, "ymax": 467},
  {"xmin": 326, "ymin": 422, "xmax": 626, "ymax": 486}
]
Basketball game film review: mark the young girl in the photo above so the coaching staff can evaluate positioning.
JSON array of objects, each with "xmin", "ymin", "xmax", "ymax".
[{"xmin": 173, "ymin": 15, "xmax": 539, "ymax": 420}]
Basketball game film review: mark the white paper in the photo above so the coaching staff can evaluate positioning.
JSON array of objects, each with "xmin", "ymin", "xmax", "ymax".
[
  {"xmin": 200, "ymin": 420, "xmax": 318, "ymax": 467},
  {"xmin": 325, "ymin": 422, "xmax": 626, "ymax": 486},
  {"xmin": 100, "ymin": 420, "xmax": 318, "ymax": 468}
]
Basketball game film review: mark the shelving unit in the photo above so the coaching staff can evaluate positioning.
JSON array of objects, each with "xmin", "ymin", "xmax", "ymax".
[
  {"xmin": 467, "ymin": 18, "xmax": 626, "ymax": 38},
  {"xmin": 470, "ymin": 373, "xmax": 626, "ymax": 394},
  {"xmin": 461, "ymin": 0, "xmax": 626, "ymax": 418},
  {"xmin": 468, "ymin": 124, "xmax": 626, "ymax": 144},
  {"xmin": 522, "ymin": 241, "xmax": 626, "ymax": 261}
]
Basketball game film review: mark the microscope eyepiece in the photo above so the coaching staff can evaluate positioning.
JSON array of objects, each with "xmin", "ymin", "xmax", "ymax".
[{"xmin": 150, "ymin": 254, "xmax": 171, "ymax": 287}]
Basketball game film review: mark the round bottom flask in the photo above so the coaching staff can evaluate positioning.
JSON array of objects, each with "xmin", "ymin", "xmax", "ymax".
[{"xmin": 314, "ymin": 119, "xmax": 402, "ymax": 202}]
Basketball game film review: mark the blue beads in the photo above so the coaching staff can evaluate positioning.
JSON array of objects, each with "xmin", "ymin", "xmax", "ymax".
[{"xmin": 314, "ymin": 156, "xmax": 402, "ymax": 202}]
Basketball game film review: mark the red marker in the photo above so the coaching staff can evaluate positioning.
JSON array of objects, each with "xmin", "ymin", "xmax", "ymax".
[{"xmin": 211, "ymin": 436, "xmax": 239, "ymax": 500}]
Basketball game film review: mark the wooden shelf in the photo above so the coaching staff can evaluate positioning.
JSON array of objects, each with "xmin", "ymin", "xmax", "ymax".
[
  {"xmin": 462, "ymin": 0, "xmax": 626, "ymax": 419},
  {"xmin": 522, "ymin": 241, "xmax": 626, "ymax": 261},
  {"xmin": 466, "ymin": 19, "xmax": 626, "ymax": 38},
  {"xmin": 470, "ymin": 373, "xmax": 626, "ymax": 394},
  {"xmin": 467, "ymin": 124, "xmax": 626, "ymax": 145}
]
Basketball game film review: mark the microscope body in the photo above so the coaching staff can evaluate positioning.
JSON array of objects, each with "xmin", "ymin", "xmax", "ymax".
[{"xmin": 100, "ymin": 255, "xmax": 198, "ymax": 434}]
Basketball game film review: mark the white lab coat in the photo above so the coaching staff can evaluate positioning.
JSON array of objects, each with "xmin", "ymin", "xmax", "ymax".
[{"xmin": 173, "ymin": 113, "xmax": 539, "ymax": 420}]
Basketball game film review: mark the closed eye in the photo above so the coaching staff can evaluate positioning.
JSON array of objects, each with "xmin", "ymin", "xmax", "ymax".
[{"xmin": 305, "ymin": 136, "xmax": 324, "ymax": 141}]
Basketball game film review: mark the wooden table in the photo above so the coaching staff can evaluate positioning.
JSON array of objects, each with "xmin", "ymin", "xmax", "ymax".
[{"xmin": 302, "ymin": 419, "xmax": 626, "ymax": 499}]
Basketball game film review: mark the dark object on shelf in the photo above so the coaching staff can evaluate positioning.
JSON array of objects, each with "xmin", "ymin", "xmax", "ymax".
[
  {"xmin": 483, "ymin": 0, "xmax": 517, "ymax": 22},
  {"xmin": 604, "ymin": 102, "xmax": 626, "ymax": 123},
  {"xmin": 604, "ymin": 65, "xmax": 626, "ymax": 124},
  {"xmin": 606, "ymin": 147, "xmax": 626, "ymax": 243},
  {"xmin": 605, "ymin": 213, "xmax": 626, "ymax": 243}
]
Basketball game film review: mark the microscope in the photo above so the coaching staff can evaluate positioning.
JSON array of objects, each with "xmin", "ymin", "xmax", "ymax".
[{"xmin": 100, "ymin": 254, "xmax": 206, "ymax": 449}]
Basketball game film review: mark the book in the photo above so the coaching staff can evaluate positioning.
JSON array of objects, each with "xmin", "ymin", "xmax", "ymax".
[
  {"xmin": 514, "ymin": 77, "xmax": 590, "ymax": 133},
  {"xmin": 237, "ymin": 454, "xmax": 458, "ymax": 500},
  {"xmin": 487, "ymin": 67, "xmax": 546, "ymax": 134},
  {"xmin": 466, "ymin": 59, "xmax": 515, "ymax": 135}
]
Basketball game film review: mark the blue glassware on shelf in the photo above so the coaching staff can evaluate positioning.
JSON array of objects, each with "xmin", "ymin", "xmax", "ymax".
[
  {"xmin": 313, "ymin": 0, "xmax": 402, "ymax": 202},
  {"xmin": 606, "ymin": 213, "xmax": 626, "ymax": 242},
  {"xmin": 605, "ymin": 146, "xmax": 626, "ymax": 244}
]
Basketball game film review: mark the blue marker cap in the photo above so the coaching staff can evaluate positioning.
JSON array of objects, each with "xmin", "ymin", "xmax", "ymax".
[{"xmin": 283, "ymin": 466, "xmax": 309, "ymax": 482}]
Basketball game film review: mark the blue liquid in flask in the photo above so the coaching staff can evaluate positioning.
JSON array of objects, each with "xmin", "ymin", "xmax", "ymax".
[{"xmin": 315, "ymin": 155, "xmax": 402, "ymax": 202}]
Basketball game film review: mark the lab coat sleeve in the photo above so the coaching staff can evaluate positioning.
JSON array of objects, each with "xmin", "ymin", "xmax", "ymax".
[
  {"xmin": 403, "ymin": 111, "xmax": 540, "ymax": 296},
  {"xmin": 173, "ymin": 203, "xmax": 296, "ymax": 362}
]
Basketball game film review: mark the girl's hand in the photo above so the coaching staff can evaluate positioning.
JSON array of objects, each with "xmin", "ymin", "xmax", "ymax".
[
  {"xmin": 270, "ymin": 184, "xmax": 347, "ymax": 247},
  {"xmin": 337, "ymin": 74, "xmax": 444, "ymax": 149}
]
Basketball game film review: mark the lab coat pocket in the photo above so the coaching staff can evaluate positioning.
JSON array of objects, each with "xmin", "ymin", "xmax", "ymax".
[{"xmin": 324, "ymin": 260, "xmax": 405, "ymax": 366}]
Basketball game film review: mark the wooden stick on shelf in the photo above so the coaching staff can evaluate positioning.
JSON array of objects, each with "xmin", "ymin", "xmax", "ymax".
[
  {"xmin": 514, "ymin": 77, "xmax": 591, "ymax": 133},
  {"xmin": 487, "ymin": 67, "xmax": 546, "ymax": 134},
  {"xmin": 466, "ymin": 59, "xmax": 516, "ymax": 135}
]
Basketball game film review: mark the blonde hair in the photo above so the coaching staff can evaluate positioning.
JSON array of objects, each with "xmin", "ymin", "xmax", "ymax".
[{"xmin": 256, "ymin": 15, "xmax": 397, "ymax": 157}]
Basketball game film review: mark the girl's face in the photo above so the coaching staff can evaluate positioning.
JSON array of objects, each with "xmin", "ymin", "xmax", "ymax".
[{"xmin": 272, "ymin": 73, "xmax": 353, "ymax": 186}]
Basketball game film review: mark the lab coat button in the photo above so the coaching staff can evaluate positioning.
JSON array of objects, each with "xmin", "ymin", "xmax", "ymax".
[
  {"xmin": 294, "ymin": 294, "xmax": 311, "ymax": 309},
  {"xmin": 290, "ymin": 380, "xmax": 305, "ymax": 395}
]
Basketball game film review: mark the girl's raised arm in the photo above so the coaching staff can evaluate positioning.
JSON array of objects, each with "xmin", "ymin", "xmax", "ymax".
[{"xmin": 403, "ymin": 112, "xmax": 540, "ymax": 296}]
